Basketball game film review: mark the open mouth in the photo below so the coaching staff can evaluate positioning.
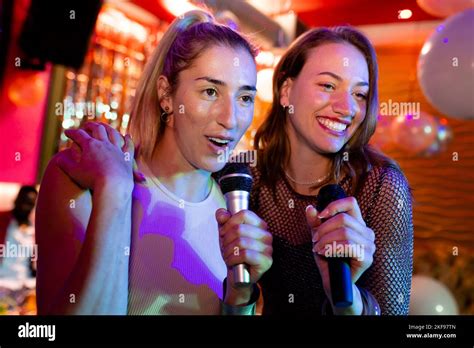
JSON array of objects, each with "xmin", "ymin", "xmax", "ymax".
[
  {"xmin": 206, "ymin": 136, "xmax": 231, "ymax": 148},
  {"xmin": 316, "ymin": 116, "xmax": 349, "ymax": 132}
]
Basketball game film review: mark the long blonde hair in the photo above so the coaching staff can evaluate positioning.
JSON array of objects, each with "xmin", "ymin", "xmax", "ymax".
[{"xmin": 128, "ymin": 10, "xmax": 258, "ymax": 161}]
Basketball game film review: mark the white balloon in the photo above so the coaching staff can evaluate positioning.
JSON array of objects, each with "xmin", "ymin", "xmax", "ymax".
[
  {"xmin": 417, "ymin": 0, "xmax": 474, "ymax": 18},
  {"xmin": 409, "ymin": 275, "xmax": 459, "ymax": 315},
  {"xmin": 417, "ymin": 9, "xmax": 474, "ymax": 120}
]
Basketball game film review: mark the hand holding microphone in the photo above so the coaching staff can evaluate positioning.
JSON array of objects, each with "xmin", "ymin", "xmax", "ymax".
[
  {"xmin": 305, "ymin": 185, "xmax": 376, "ymax": 312},
  {"xmin": 216, "ymin": 163, "xmax": 273, "ymax": 293}
]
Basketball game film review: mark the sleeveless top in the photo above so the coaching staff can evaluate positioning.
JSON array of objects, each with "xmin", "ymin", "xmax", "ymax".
[{"xmin": 127, "ymin": 158, "xmax": 227, "ymax": 315}]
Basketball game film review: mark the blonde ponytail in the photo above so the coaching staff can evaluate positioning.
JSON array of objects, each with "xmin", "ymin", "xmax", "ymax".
[{"xmin": 128, "ymin": 10, "xmax": 215, "ymax": 161}]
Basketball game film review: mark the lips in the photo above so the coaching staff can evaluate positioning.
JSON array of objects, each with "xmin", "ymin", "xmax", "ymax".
[
  {"xmin": 316, "ymin": 116, "xmax": 350, "ymax": 132},
  {"xmin": 207, "ymin": 136, "xmax": 231, "ymax": 146},
  {"xmin": 205, "ymin": 135, "xmax": 235, "ymax": 153}
]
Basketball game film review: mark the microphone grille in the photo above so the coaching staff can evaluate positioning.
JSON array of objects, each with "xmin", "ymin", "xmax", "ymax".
[
  {"xmin": 219, "ymin": 162, "xmax": 251, "ymax": 176},
  {"xmin": 218, "ymin": 163, "xmax": 253, "ymax": 194},
  {"xmin": 316, "ymin": 184, "xmax": 347, "ymax": 212}
]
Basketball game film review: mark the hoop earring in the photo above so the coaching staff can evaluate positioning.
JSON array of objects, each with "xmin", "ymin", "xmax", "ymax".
[{"xmin": 160, "ymin": 111, "xmax": 169, "ymax": 123}]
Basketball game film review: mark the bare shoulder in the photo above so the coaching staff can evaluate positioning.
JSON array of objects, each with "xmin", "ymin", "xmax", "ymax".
[
  {"xmin": 35, "ymin": 150, "xmax": 92, "ymax": 314},
  {"xmin": 36, "ymin": 150, "xmax": 92, "ymax": 236}
]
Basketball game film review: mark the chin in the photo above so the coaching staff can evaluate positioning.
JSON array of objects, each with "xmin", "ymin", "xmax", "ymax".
[
  {"xmin": 319, "ymin": 148, "xmax": 341, "ymax": 155},
  {"xmin": 312, "ymin": 140, "xmax": 345, "ymax": 155},
  {"xmin": 199, "ymin": 157, "xmax": 226, "ymax": 173}
]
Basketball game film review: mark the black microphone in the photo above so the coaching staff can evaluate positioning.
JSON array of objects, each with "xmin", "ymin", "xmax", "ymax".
[
  {"xmin": 316, "ymin": 184, "xmax": 353, "ymax": 308},
  {"xmin": 218, "ymin": 162, "xmax": 253, "ymax": 287}
]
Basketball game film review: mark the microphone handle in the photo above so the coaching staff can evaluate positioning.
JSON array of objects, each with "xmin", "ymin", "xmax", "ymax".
[
  {"xmin": 233, "ymin": 264, "xmax": 250, "ymax": 287},
  {"xmin": 225, "ymin": 191, "xmax": 251, "ymax": 287},
  {"xmin": 328, "ymin": 258, "xmax": 353, "ymax": 307},
  {"xmin": 321, "ymin": 216, "xmax": 353, "ymax": 307}
]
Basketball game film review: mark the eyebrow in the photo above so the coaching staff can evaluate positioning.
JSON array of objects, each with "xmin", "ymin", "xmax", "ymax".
[
  {"xmin": 317, "ymin": 71, "xmax": 369, "ymax": 87},
  {"xmin": 195, "ymin": 76, "xmax": 257, "ymax": 92}
]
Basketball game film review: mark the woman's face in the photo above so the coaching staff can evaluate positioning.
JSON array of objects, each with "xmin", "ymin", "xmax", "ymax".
[
  {"xmin": 281, "ymin": 42, "xmax": 369, "ymax": 154},
  {"xmin": 167, "ymin": 45, "xmax": 257, "ymax": 172}
]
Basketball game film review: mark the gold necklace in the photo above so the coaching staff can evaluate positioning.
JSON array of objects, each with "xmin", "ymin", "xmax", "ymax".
[{"xmin": 284, "ymin": 171, "xmax": 330, "ymax": 186}]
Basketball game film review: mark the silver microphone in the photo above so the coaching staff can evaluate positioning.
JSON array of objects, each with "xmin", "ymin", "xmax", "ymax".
[{"xmin": 218, "ymin": 164, "xmax": 253, "ymax": 287}]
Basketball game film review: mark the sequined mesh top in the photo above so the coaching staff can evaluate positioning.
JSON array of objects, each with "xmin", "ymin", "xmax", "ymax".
[{"xmin": 249, "ymin": 164, "xmax": 414, "ymax": 315}]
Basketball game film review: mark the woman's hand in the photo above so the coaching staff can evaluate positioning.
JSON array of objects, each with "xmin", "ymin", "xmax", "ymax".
[
  {"xmin": 305, "ymin": 197, "xmax": 375, "ymax": 313},
  {"xmin": 57, "ymin": 122, "xmax": 136, "ymax": 192},
  {"xmin": 216, "ymin": 209, "xmax": 273, "ymax": 305}
]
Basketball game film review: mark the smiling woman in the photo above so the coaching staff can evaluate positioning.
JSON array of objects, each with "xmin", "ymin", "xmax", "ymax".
[
  {"xmin": 252, "ymin": 27, "xmax": 414, "ymax": 315},
  {"xmin": 35, "ymin": 10, "xmax": 274, "ymax": 315}
]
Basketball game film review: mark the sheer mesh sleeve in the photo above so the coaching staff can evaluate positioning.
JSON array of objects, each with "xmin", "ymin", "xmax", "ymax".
[{"xmin": 357, "ymin": 165, "xmax": 414, "ymax": 315}]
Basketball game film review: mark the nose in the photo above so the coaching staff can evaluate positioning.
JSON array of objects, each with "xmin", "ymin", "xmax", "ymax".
[
  {"xmin": 332, "ymin": 90, "xmax": 357, "ymax": 118},
  {"xmin": 216, "ymin": 96, "xmax": 238, "ymax": 130}
]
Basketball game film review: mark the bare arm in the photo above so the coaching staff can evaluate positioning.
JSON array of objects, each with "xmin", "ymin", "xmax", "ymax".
[{"xmin": 36, "ymin": 127, "xmax": 135, "ymax": 315}]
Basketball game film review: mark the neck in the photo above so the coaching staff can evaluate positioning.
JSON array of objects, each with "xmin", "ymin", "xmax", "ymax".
[
  {"xmin": 286, "ymin": 125, "xmax": 332, "ymax": 195},
  {"xmin": 146, "ymin": 130, "xmax": 212, "ymax": 203}
]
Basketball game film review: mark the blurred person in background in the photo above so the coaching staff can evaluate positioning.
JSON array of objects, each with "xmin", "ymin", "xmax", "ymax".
[{"xmin": 0, "ymin": 186, "xmax": 37, "ymax": 300}]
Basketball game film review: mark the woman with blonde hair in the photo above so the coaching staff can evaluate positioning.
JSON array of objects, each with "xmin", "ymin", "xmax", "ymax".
[
  {"xmin": 251, "ymin": 26, "xmax": 413, "ymax": 315},
  {"xmin": 35, "ymin": 10, "xmax": 273, "ymax": 315}
]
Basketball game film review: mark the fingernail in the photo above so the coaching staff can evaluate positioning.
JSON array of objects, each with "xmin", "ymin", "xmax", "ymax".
[
  {"xmin": 317, "ymin": 209, "xmax": 328, "ymax": 219},
  {"xmin": 306, "ymin": 205, "xmax": 317, "ymax": 216},
  {"xmin": 216, "ymin": 209, "xmax": 227, "ymax": 220},
  {"xmin": 312, "ymin": 232, "xmax": 319, "ymax": 243},
  {"xmin": 313, "ymin": 244, "xmax": 325, "ymax": 255}
]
